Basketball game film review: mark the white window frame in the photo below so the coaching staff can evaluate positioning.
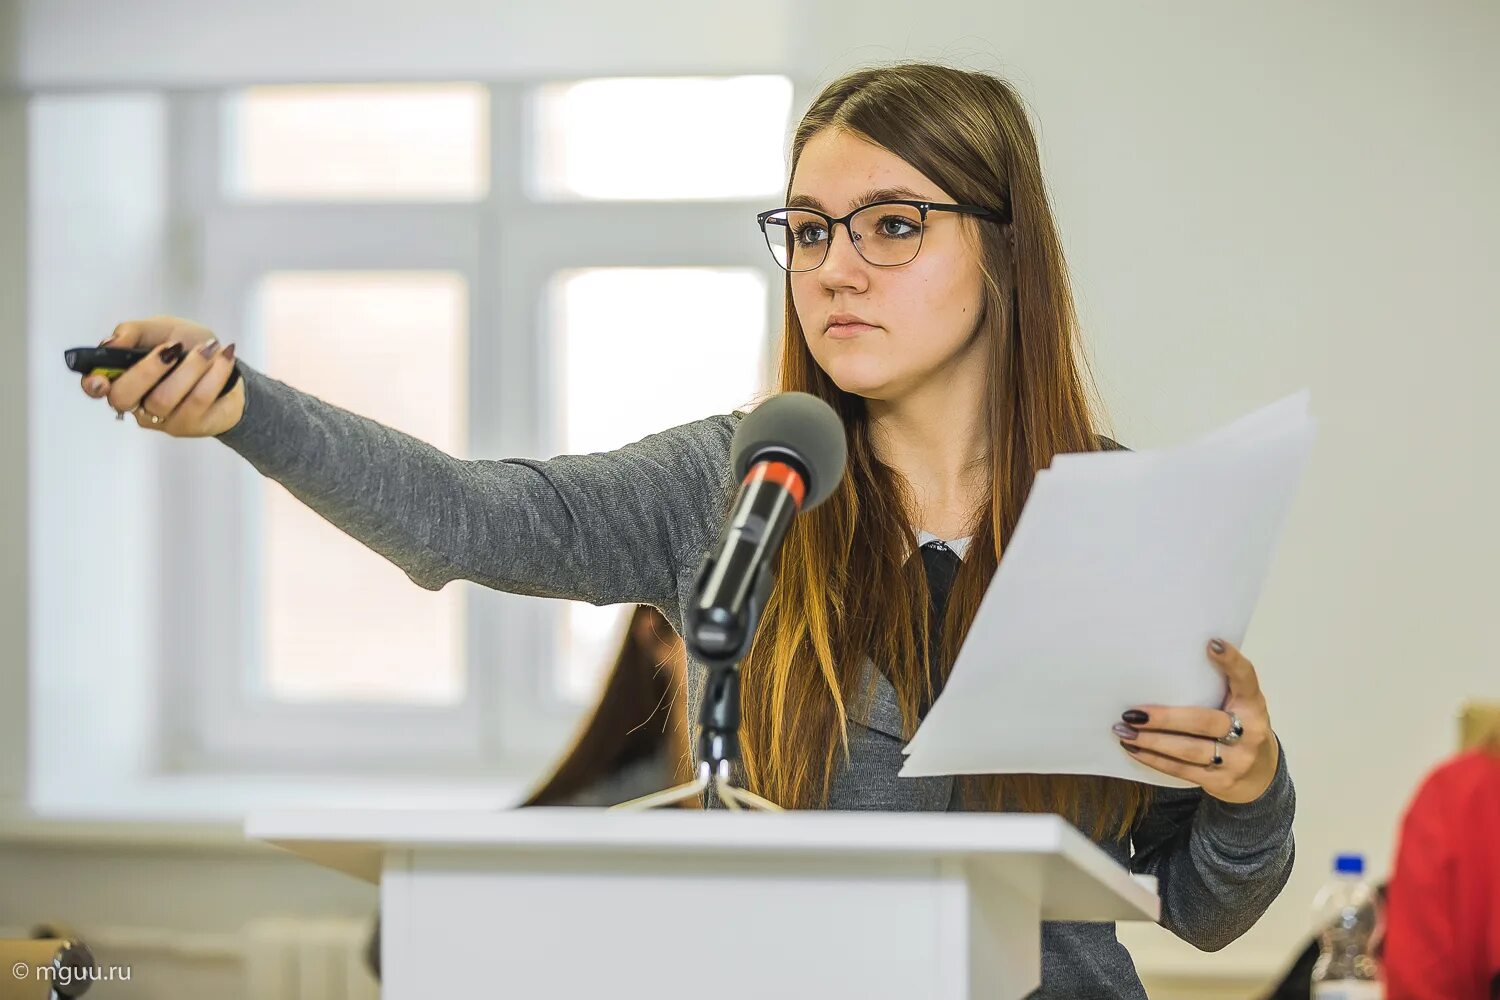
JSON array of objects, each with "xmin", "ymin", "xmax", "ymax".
[{"xmin": 161, "ymin": 81, "xmax": 789, "ymax": 779}]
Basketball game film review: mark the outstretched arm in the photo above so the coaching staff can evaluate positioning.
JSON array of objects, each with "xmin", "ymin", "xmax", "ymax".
[{"xmin": 217, "ymin": 360, "xmax": 738, "ymax": 611}]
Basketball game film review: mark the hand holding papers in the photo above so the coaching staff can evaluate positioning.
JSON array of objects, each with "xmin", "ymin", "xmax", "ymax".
[{"xmin": 898, "ymin": 392, "xmax": 1317, "ymax": 788}]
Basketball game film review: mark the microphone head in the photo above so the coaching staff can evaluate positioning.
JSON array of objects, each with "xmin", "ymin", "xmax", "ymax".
[{"xmin": 731, "ymin": 392, "xmax": 848, "ymax": 510}]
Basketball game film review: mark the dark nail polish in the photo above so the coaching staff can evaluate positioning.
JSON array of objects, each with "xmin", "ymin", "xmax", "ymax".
[
  {"xmin": 199, "ymin": 339, "xmax": 221, "ymax": 358},
  {"xmin": 1112, "ymin": 723, "xmax": 1139, "ymax": 741},
  {"xmin": 223, "ymin": 343, "xmax": 237, "ymax": 362},
  {"xmin": 160, "ymin": 342, "xmax": 184, "ymax": 365},
  {"xmin": 1123, "ymin": 743, "xmax": 1141, "ymax": 754},
  {"xmin": 1122, "ymin": 709, "xmax": 1149, "ymax": 725},
  {"xmin": 1209, "ymin": 638, "xmax": 1226, "ymax": 654}
]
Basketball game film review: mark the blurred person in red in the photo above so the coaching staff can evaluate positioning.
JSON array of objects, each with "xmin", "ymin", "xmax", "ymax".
[{"xmin": 1383, "ymin": 711, "xmax": 1500, "ymax": 1000}]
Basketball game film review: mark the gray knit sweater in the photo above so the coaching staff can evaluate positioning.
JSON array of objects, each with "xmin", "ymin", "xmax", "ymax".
[{"xmin": 216, "ymin": 360, "xmax": 1296, "ymax": 999}]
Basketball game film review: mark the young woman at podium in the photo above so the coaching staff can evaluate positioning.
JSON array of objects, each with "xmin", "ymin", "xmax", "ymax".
[{"xmin": 84, "ymin": 61, "xmax": 1296, "ymax": 999}]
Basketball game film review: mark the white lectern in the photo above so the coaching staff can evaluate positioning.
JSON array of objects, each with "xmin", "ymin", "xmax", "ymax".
[{"xmin": 245, "ymin": 808, "xmax": 1159, "ymax": 1000}]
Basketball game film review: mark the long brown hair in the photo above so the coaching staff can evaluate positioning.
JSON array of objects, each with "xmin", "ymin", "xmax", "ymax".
[
  {"xmin": 738, "ymin": 62, "xmax": 1153, "ymax": 838},
  {"xmin": 525, "ymin": 605, "xmax": 693, "ymax": 806}
]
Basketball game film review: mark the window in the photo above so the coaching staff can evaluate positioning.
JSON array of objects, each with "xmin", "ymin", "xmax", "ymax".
[
  {"xmin": 224, "ymin": 83, "xmax": 489, "ymax": 201},
  {"xmin": 30, "ymin": 77, "xmax": 793, "ymax": 818},
  {"xmin": 255, "ymin": 270, "xmax": 470, "ymax": 705}
]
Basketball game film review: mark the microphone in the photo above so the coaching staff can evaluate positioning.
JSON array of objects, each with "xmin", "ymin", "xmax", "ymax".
[{"xmin": 686, "ymin": 392, "xmax": 847, "ymax": 667}]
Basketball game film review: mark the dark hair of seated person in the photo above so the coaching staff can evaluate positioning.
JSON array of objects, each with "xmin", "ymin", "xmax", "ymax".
[{"xmin": 521, "ymin": 603, "xmax": 693, "ymax": 807}]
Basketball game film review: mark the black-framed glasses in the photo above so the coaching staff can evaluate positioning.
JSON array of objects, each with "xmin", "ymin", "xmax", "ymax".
[{"xmin": 755, "ymin": 199, "xmax": 1010, "ymax": 272}]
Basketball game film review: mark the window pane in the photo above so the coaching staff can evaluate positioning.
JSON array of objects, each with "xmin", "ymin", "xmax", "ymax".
[
  {"xmin": 254, "ymin": 271, "xmax": 470, "ymax": 704},
  {"xmin": 549, "ymin": 267, "xmax": 769, "ymax": 699},
  {"xmin": 530, "ymin": 76, "xmax": 792, "ymax": 200},
  {"xmin": 224, "ymin": 84, "xmax": 488, "ymax": 200}
]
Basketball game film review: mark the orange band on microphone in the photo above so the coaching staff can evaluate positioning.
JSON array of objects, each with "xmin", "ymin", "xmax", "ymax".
[{"xmin": 744, "ymin": 461, "xmax": 806, "ymax": 507}]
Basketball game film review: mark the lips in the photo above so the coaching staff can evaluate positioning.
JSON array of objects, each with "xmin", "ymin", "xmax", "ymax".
[{"xmin": 825, "ymin": 313, "xmax": 877, "ymax": 338}]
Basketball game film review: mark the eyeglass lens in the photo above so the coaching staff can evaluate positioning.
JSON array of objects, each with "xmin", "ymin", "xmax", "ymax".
[{"xmin": 762, "ymin": 203, "xmax": 926, "ymax": 271}]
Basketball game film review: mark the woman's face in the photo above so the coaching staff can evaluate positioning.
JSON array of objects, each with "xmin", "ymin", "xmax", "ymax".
[{"xmin": 786, "ymin": 128, "xmax": 990, "ymax": 403}]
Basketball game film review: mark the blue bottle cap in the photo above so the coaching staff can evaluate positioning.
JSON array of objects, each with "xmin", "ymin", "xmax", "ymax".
[{"xmin": 1334, "ymin": 853, "xmax": 1364, "ymax": 875}]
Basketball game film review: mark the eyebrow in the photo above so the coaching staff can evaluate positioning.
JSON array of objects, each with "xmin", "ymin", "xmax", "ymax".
[{"xmin": 785, "ymin": 186, "xmax": 932, "ymax": 212}]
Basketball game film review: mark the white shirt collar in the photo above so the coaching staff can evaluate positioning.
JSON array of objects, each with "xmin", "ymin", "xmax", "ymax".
[{"xmin": 915, "ymin": 529, "xmax": 971, "ymax": 560}]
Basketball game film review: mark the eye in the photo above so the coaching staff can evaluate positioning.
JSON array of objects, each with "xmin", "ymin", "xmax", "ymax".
[
  {"xmin": 876, "ymin": 215, "xmax": 920, "ymax": 238},
  {"xmin": 792, "ymin": 222, "xmax": 829, "ymax": 245}
]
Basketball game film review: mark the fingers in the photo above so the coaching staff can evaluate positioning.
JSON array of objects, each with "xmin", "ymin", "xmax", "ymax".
[
  {"xmin": 1117, "ymin": 702, "xmax": 1269, "ymax": 764},
  {"xmin": 1120, "ymin": 728, "xmax": 1222, "ymax": 767},
  {"xmin": 1207, "ymin": 638, "xmax": 1261, "ymax": 701},
  {"xmin": 1120, "ymin": 742, "xmax": 1235, "ymax": 792},
  {"xmin": 1120, "ymin": 727, "xmax": 1273, "ymax": 802},
  {"xmin": 82, "ymin": 317, "xmax": 178, "ymax": 398},
  {"xmin": 106, "ymin": 339, "xmax": 190, "ymax": 416},
  {"xmin": 1121, "ymin": 705, "xmax": 1233, "ymax": 740},
  {"xmin": 135, "ymin": 339, "xmax": 223, "ymax": 426},
  {"xmin": 157, "ymin": 345, "xmax": 238, "ymax": 434},
  {"xmin": 1117, "ymin": 640, "xmax": 1279, "ymax": 804},
  {"xmin": 97, "ymin": 315, "xmax": 219, "ymax": 406}
]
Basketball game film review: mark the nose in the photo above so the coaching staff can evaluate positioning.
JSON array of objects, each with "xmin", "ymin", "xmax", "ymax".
[{"xmin": 817, "ymin": 221, "xmax": 868, "ymax": 290}]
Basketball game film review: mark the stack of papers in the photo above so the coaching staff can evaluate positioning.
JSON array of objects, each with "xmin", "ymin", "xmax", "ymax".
[{"xmin": 898, "ymin": 391, "xmax": 1317, "ymax": 788}]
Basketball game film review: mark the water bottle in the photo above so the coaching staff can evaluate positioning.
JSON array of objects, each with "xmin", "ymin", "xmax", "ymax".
[{"xmin": 1310, "ymin": 853, "xmax": 1381, "ymax": 998}]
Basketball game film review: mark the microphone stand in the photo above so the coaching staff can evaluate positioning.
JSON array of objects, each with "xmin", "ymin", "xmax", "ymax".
[{"xmin": 612, "ymin": 553, "xmax": 782, "ymax": 813}]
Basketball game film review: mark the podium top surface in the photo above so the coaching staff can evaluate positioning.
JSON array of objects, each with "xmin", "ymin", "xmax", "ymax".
[{"xmin": 245, "ymin": 808, "xmax": 1159, "ymax": 923}]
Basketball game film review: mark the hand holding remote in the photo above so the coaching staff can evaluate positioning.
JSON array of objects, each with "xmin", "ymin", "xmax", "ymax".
[{"xmin": 72, "ymin": 315, "xmax": 245, "ymax": 437}]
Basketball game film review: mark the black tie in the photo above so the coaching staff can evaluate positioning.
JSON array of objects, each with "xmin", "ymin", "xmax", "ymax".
[{"xmin": 917, "ymin": 540, "xmax": 962, "ymax": 717}]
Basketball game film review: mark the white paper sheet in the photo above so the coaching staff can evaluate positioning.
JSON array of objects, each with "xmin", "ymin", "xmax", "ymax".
[{"xmin": 898, "ymin": 392, "xmax": 1317, "ymax": 787}]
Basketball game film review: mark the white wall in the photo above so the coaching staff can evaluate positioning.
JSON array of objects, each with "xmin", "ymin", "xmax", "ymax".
[
  {"xmin": 3, "ymin": 1, "xmax": 1498, "ymax": 996},
  {"xmin": 14, "ymin": 0, "xmax": 795, "ymax": 86}
]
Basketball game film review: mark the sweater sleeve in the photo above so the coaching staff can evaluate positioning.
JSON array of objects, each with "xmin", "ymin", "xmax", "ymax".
[
  {"xmin": 1128, "ymin": 735, "xmax": 1297, "ymax": 951},
  {"xmin": 213, "ymin": 360, "xmax": 737, "ymax": 612}
]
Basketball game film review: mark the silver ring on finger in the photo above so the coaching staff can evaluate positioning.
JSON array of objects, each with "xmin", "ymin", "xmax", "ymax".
[
  {"xmin": 1222, "ymin": 711, "xmax": 1245, "ymax": 745},
  {"xmin": 1208, "ymin": 740, "xmax": 1224, "ymax": 768}
]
